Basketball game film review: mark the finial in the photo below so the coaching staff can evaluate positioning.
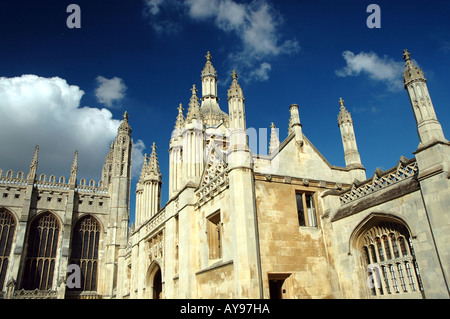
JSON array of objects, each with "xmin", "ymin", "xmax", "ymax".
[
  {"xmin": 123, "ymin": 111, "xmax": 129, "ymax": 121},
  {"xmin": 143, "ymin": 153, "xmax": 148, "ymax": 163},
  {"xmin": 403, "ymin": 49, "xmax": 411, "ymax": 62},
  {"xmin": 190, "ymin": 84, "xmax": 198, "ymax": 95},
  {"xmin": 339, "ymin": 97, "xmax": 345, "ymax": 108},
  {"xmin": 231, "ymin": 70, "xmax": 238, "ymax": 81},
  {"xmin": 151, "ymin": 142, "xmax": 157, "ymax": 152},
  {"xmin": 70, "ymin": 150, "xmax": 78, "ymax": 182},
  {"xmin": 72, "ymin": 150, "xmax": 78, "ymax": 166},
  {"xmin": 206, "ymin": 51, "xmax": 212, "ymax": 61},
  {"xmin": 270, "ymin": 122, "xmax": 276, "ymax": 129}
]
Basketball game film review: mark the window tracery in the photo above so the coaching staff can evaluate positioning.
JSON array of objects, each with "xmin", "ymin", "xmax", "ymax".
[
  {"xmin": 22, "ymin": 212, "xmax": 59, "ymax": 290},
  {"xmin": 69, "ymin": 215, "xmax": 100, "ymax": 291},
  {"xmin": 0, "ymin": 209, "xmax": 15, "ymax": 291},
  {"xmin": 358, "ymin": 220, "xmax": 423, "ymax": 297}
]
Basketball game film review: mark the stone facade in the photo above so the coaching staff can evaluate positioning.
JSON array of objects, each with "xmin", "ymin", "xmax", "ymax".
[
  {"xmin": 0, "ymin": 50, "xmax": 449, "ymax": 299},
  {"xmin": 0, "ymin": 113, "xmax": 132, "ymax": 299}
]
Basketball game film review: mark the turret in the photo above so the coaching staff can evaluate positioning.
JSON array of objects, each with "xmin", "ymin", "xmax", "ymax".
[
  {"xmin": 402, "ymin": 49, "xmax": 447, "ymax": 146},
  {"xmin": 228, "ymin": 70, "xmax": 246, "ymax": 131},
  {"xmin": 288, "ymin": 104, "xmax": 304, "ymax": 147},
  {"xmin": 338, "ymin": 98, "xmax": 362, "ymax": 167},
  {"xmin": 169, "ymin": 104, "xmax": 185, "ymax": 198},
  {"xmin": 337, "ymin": 98, "xmax": 366, "ymax": 180},
  {"xmin": 200, "ymin": 51, "xmax": 229, "ymax": 127},
  {"xmin": 135, "ymin": 143, "xmax": 161, "ymax": 227},
  {"xmin": 182, "ymin": 85, "xmax": 204, "ymax": 185}
]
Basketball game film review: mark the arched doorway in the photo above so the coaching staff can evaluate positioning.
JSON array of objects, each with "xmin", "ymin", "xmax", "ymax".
[
  {"xmin": 153, "ymin": 267, "xmax": 162, "ymax": 299},
  {"xmin": 146, "ymin": 261, "xmax": 163, "ymax": 299}
]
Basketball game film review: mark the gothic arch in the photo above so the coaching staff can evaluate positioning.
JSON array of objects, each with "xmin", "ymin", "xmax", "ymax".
[
  {"xmin": 349, "ymin": 212, "xmax": 414, "ymax": 254},
  {"xmin": 0, "ymin": 208, "xmax": 17, "ymax": 291},
  {"xmin": 21, "ymin": 211, "xmax": 60, "ymax": 290},
  {"xmin": 146, "ymin": 259, "xmax": 163, "ymax": 299},
  {"xmin": 349, "ymin": 212, "xmax": 423, "ymax": 297},
  {"xmin": 69, "ymin": 215, "xmax": 101, "ymax": 292}
]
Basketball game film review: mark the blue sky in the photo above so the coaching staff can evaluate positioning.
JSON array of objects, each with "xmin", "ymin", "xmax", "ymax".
[{"xmin": 1, "ymin": 0, "xmax": 449, "ymax": 225}]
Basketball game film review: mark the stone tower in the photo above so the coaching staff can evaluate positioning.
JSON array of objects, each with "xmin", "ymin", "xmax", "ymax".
[
  {"xmin": 403, "ymin": 49, "xmax": 447, "ymax": 147},
  {"xmin": 135, "ymin": 143, "xmax": 162, "ymax": 228},
  {"xmin": 337, "ymin": 97, "xmax": 366, "ymax": 181},
  {"xmin": 104, "ymin": 111, "xmax": 133, "ymax": 298},
  {"xmin": 226, "ymin": 70, "xmax": 263, "ymax": 298}
]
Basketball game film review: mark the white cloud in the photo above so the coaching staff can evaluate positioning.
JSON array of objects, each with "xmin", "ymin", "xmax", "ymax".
[
  {"xmin": 144, "ymin": 0, "xmax": 300, "ymax": 82},
  {"xmin": 95, "ymin": 76, "xmax": 127, "ymax": 107},
  {"xmin": 186, "ymin": 0, "xmax": 218, "ymax": 19},
  {"xmin": 143, "ymin": 0, "xmax": 183, "ymax": 34},
  {"xmin": 249, "ymin": 62, "xmax": 271, "ymax": 81},
  {"xmin": 144, "ymin": 0, "xmax": 164, "ymax": 15},
  {"xmin": 336, "ymin": 50, "xmax": 404, "ymax": 91},
  {"xmin": 187, "ymin": 0, "xmax": 300, "ymax": 62},
  {"xmin": 0, "ymin": 75, "xmax": 125, "ymax": 182}
]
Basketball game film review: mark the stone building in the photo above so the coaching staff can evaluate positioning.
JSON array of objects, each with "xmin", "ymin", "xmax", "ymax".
[
  {"xmin": 0, "ymin": 112, "xmax": 132, "ymax": 299},
  {"xmin": 0, "ymin": 50, "xmax": 449, "ymax": 299}
]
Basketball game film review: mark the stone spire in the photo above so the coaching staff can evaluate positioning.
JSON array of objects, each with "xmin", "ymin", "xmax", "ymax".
[
  {"xmin": 269, "ymin": 122, "xmax": 280, "ymax": 155},
  {"xmin": 148, "ymin": 142, "xmax": 161, "ymax": 177},
  {"xmin": 402, "ymin": 49, "xmax": 447, "ymax": 146},
  {"xmin": 337, "ymin": 97, "xmax": 362, "ymax": 168},
  {"xmin": 186, "ymin": 84, "xmax": 201, "ymax": 123},
  {"xmin": 69, "ymin": 150, "xmax": 78, "ymax": 184},
  {"xmin": 139, "ymin": 142, "xmax": 161, "ymax": 182},
  {"xmin": 402, "ymin": 49, "xmax": 425, "ymax": 86},
  {"xmin": 227, "ymin": 70, "xmax": 246, "ymax": 130},
  {"xmin": 337, "ymin": 97, "xmax": 352, "ymax": 125},
  {"xmin": 118, "ymin": 111, "xmax": 132, "ymax": 135},
  {"xmin": 27, "ymin": 145, "xmax": 39, "ymax": 180},
  {"xmin": 174, "ymin": 103, "xmax": 185, "ymax": 129},
  {"xmin": 200, "ymin": 51, "xmax": 229, "ymax": 126},
  {"xmin": 201, "ymin": 51, "xmax": 217, "ymax": 78}
]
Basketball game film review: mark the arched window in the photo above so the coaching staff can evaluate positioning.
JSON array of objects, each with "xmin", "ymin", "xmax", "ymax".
[
  {"xmin": 69, "ymin": 215, "xmax": 100, "ymax": 291},
  {"xmin": 357, "ymin": 219, "xmax": 423, "ymax": 297},
  {"xmin": 0, "ymin": 209, "xmax": 16, "ymax": 291},
  {"xmin": 22, "ymin": 212, "xmax": 59, "ymax": 290}
]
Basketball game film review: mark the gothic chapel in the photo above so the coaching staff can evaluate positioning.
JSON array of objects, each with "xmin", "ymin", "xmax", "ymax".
[{"xmin": 0, "ymin": 50, "xmax": 449, "ymax": 299}]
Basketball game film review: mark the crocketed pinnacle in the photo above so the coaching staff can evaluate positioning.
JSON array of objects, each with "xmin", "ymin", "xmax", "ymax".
[
  {"xmin": 186, "ymin": 84, "xmax": 201, "ymax": 122},
  {"xmin": 227, "ymin": 70, "xmax": 244, "ymax": 100},
  {"xmin": 148, "ymin": 142, "xmax": 160, "ymax": 174},
  {"xmin": 118, "ymin": 111, "xmax": 132, "ymax": 135},
  {"xmin": 174, "ymin": 103, "xmax": 185, "ymax": 129},
  {"xmin": 27, "ymin": 145, "xmax": 39, "ymax": 180},
  {"xmin": 402, "ymin": 49, "xmax": 426, "ymax": 86},
  {"xmin": 69, "ymin": 150, "xmax": 78, "ymax": 183},
  {"xmin": 201, "ymin": 51, "xmax": 217, "ymax": 78},
  {"xmin": 269, "ymin": 122, "xmax": 280, "ymax": 155},
  {"xmin": 337, "ymin": 97, "xmax": 352, "ymax": 126},
  {"xmin": 139, "ymin": 142, "xmax": 161, "ymax": 182}
]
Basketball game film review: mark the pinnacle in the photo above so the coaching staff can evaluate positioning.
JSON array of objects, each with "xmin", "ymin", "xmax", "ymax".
[
  {"xmin": 186, "ymin": 84, "xmax": 201, "ymax": 122},
  {"xmin": 139, "ymin": 142, "xmax": 161, "ymax": 182},
  {"xmin": 118, "ymin": 110, "xmax": 132, "ymax": 134},
  {"xmin": 402, "ymin": 49, "xmax": 425, "ymax": 85},
  {"xmin": 174, "ymin": 103, "xmax": 185, "ymax": 129}
]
